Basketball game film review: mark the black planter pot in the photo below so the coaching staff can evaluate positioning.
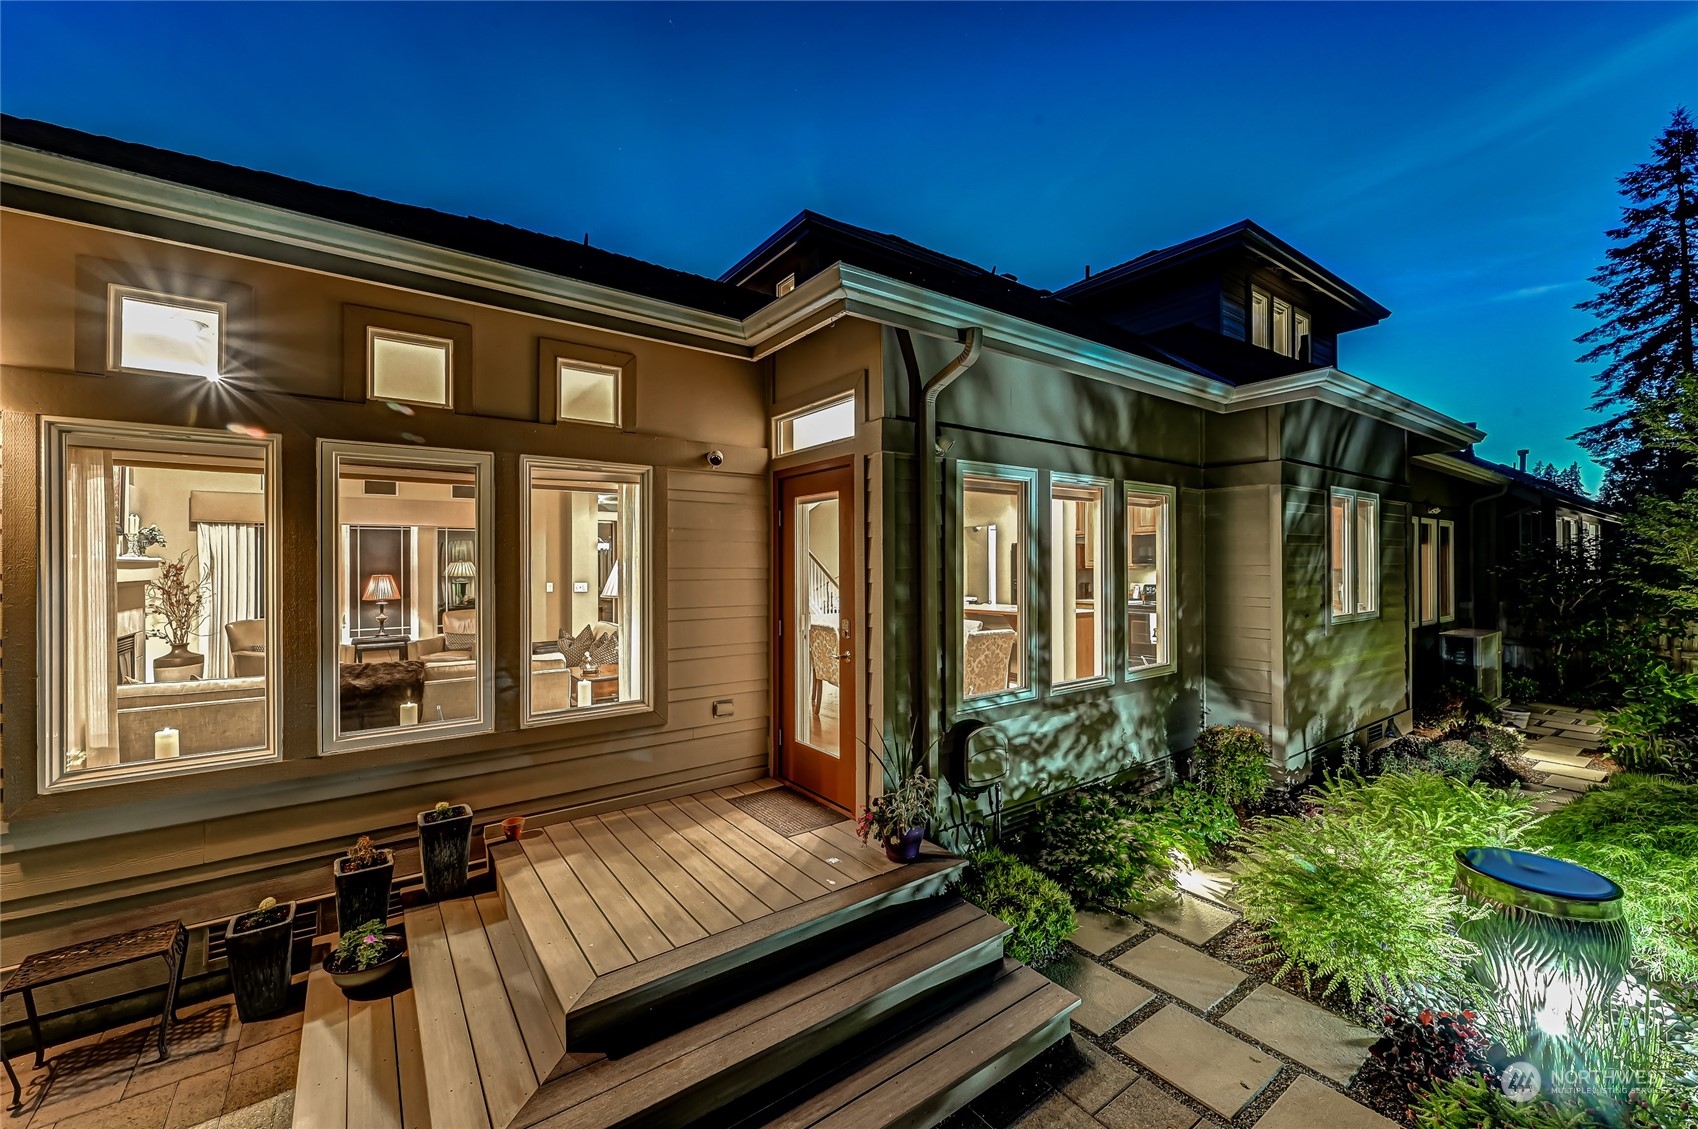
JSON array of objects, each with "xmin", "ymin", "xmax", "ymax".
[
  {"xmin": 417, "ymin": 805, "xmax": 474, "ymax": 901},
  {"xmin": 333, "ymin": 852, "xmax": 394, "ymax": 934},
  {"xmin": 225, "ymin": 902, "xmax": 296, "ymax": 1022}
]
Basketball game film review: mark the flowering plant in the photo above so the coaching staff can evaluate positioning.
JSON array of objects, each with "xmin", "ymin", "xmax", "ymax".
[
  {"xmin": 855, "ymin": 720, "xmax": 938, "ymax": 845},
  {"xmin": 335, "ymin": 920, "xmax": 394, "ymax": 971}
]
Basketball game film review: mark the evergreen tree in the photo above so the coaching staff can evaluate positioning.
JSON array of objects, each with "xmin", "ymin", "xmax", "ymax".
[
  {"xmin": 1536, "ymin": 460, "xmax": 1587, "ymax": 496},
  {"xmin": 1576, "ymin": 107, "xmax": 1698, "ymax": 504}
]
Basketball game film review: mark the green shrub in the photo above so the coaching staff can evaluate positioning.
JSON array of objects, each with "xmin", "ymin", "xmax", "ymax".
[
  {"xmin": 1600, "ymin": 664, "xmax": 1698, "ymax": 781},
  {"xmin": 1409, "ymin": 1074, "xmax": 1597, "ymax": 1129},
  {"xmin": 957, "ymin": 849, "xmax": 1075, "ymax": 967},
  {"xmin": 1193, "ymin": 724, "xmax": 1272, "ymax": 806},
  {"xmin": 1030, "ymin": 784, "xmax": 1163, "ymax": 908},
  {"xmin": 1527, "ymin": 774, "xmax": 1698, "ymax": 989},
  {"xmin": 1504, "ymin": 670, "xmax": 1542, "ymax": 704},
  {"xmin": 1142, "ymin": 783, "xmax": 1238, "ymax": 865},
  {"xmin": 1232, "ymin": 773, "xmax": 1538, "ymax": 1002}
]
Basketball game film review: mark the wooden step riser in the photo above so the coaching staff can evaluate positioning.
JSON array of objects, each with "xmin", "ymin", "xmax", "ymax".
[
  {"xmin": 598, "ymin": 925, "xmax": 1010, "ymax": 1129},
  {"xmin": 494, "ymin": 853, "xmax": 569, "ymax": 1035},
  {"xmin": 564, "ymin": 863, "xmax": 963, "ymax": 1054},
  {"xmin": 884, "ymin": 1007, "xmax": 1074, "ymax": 1129}
]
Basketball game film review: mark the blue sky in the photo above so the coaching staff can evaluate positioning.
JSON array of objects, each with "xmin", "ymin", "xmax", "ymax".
[{"xmin": 4, "ymin": 2, "xmax": 1693, "ymax": 489}]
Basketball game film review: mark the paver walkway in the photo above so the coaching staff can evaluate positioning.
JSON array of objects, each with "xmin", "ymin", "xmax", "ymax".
[
  {"xmin": 2, "ymin": 994, "xmax": 302, "ymax": 1129},
  {"xmin": 943, "ymin": 882, "xmax": 1393, "ymax": 1129},
  {"xmin": 1509, "ymin": 701, "xmax": 1612, "ymax": 813}
]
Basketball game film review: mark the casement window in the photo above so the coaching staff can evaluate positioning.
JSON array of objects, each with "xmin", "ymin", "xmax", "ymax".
[
  {"xmin": 108, "ymin": 287, "xmax": 227, "ymax": 380},
  {"xmin": 318, "ymin": 441, "xmax": 494, "ymax": 753},
  {"xmin": 1126, "ymin": 484, "xmax": 1175, "ymax": 676},
  {"xmin": 522, "ymin": 457, "xmax": 649, "ymax": 724},
  {"xmin": 40, "ymin": 419, "xmax": 280, "ymax": 790},
  {"xmin": 1050, "ymin": 477, "xmax": 1108, "ymax": 687},
  {"xmin": 1330, "ymin": 488, "xmax": 1380, "ymax": 621},
  {"xmin": 961, "ymin": 468, "xmax": 1033, "ymax": 699},
  {"xmin": 1250, "ymin": 287, "xmax": 1312, "ymax": 359},
  {"xmin": 1414, "ymin": 517, "xmax": 1455, "ymax": 626},
  {"xmin": 774, "ymin": 394, "xmax": 856, "ymax": 456}
]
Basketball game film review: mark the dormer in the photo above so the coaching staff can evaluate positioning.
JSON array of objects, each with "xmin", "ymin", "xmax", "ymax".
[{"xmin": 1054, "ymin": 220, "xmax": 1389, "ymax": 380}]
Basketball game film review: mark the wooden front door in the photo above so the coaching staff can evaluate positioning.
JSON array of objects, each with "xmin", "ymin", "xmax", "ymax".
[{"xmin": 776, "ymin": 462, "xmax": 856, "ymax": 812}]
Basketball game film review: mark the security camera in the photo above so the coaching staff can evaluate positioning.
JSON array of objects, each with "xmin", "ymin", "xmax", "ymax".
[{"xmin": 705, "ymin": 450, "xmax": 725, "ymax": 468}]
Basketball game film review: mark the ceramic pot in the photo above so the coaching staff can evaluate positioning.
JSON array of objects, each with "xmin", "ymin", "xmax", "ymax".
[
  {"xmin": 225, "ymin": 902, "xmax": 296, "ymax": 1022},
  {"xmin": 417, "ymin": 805, "xmax": 474, "ymax": 901},
  {"xmin": 324, "ymin": 934, "xmax": 405, "ymax": 994},
  {"xmin": 884, "ymin": 826, "xmax": 926, "ymax": 864},
  {"xmin": 333, "ymin": 851, "xmax": 394, "ymax": 934},
  {"xmin": 153, "ymin": 645, "xmax": 204, "ymax": 683},
  {"xmin": 501, "ymin": 816, "xmax": 526, "ymax": 841}
]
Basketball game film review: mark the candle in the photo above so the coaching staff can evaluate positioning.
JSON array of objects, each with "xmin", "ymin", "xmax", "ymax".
[
  {"xmin": 155, "ymin": 727, "xmax": 180, "ymax": 759},
  {"xmin": 398, "ymin": 700, "xmax": 419, "ymax": 726},
  {"xmin": 576, "ymin": 680, "xmax": 593, "ymax": 708}
]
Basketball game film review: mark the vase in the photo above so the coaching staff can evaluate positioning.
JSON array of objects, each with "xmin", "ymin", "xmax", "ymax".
[
  {"xmin": 417, "ymin": 805, "xmax": 474, "ymax": 901},
  {"xmin": 884, "ymin": 826, "xmax": 926, "ymax": 863},
  {"xmin": 333, "ymin": 852, "xmax": 394, "ymax": 935},
  {"xmin": 224, "ymin": 902, "xmax": 296, "ymax": 1022},
  {"xmin": 153, "ymin": 645, "xmax": 204, "ymax": 683}
]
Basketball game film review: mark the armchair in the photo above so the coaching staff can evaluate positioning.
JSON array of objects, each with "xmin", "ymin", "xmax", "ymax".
[{"xmin": 224, "ymin": 619, "xmax": 267, "ymax": 679}]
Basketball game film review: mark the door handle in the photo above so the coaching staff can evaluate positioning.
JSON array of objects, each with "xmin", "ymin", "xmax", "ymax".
[{"xmin": 839, "ymin": 651, "xmax": 852, "ymax": 662}]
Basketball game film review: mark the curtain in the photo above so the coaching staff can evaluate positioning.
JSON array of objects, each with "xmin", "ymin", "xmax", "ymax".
[
  {"xmin": 196, "ymin": 522, "xmax": 266, "ymax": 679},
  {"xmin": 66, "ymin": 446, "xmax": 117, "ymax": 767}
]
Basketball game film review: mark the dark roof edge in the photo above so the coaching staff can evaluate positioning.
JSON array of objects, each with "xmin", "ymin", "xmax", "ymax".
[{"xmin": 1432, "ymin": 451, "xmax": 1615, "ymax": 515}]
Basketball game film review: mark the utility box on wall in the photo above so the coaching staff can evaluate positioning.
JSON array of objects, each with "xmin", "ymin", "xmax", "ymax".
[
  {"xmin": 944, "ymin": 719, "xmax": 1010, "ymax": 792},
  {"xmin": 1440, "ymin": 628, "xmax": 1503, "ymax": 701}
]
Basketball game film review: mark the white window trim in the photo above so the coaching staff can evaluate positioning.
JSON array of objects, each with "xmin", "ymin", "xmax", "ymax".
[
  {"xmin": 1330, "ymin": 487, "xmax": 1381, "ymax": 624},
  {"xmin": 956, "ymin": 462, "xmax": 1039, "ymax": 709},
  {"xmin": 519, "ymin": 455, "xmax": 654, "ymax": 728},
  {"xmin": 1124, "ymin": 481, "xmax": 1178, "ymax": 682},
  {"xmin": 772, "ymin": 392, "xmax": 857, "ymax": 457},
  {"xmin": 317, "ymin": 440, "xmax": 495, "ymax": 754},
  {"xmin": 555, "ymin": 359, "xmax": 623, "ymax": 428},
  {"xmin": 367, "ymin": 326, "xmax": 455, "ymax": 410},
  {"xmin": 1048, "ymin": 473, "xmax": 1114, "ymax": 693},
  {"xmin": 106, "ymin": 285, "xmax": 228, "ymax": 380},
  {"xmin": 1412, "ymin": 517, "xmax": 1455, "ymax": 627},
  {"xmin": 38, "ymin": 418, "xmax": 282, "ymax": 792}
]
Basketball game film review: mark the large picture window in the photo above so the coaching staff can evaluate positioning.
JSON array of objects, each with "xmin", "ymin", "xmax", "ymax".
[
  {"xmin": 40, "ymin": 419, "xmax": 280, "ymax": 790},
  {"xmin": 961, "ymin": 469, "xmax": 1031, "ymax": 699},
  {"xmin": 318, "ymin": 442, "xmax": 493, "ymax": 752},
  {"xmin": 1051, "ymin": 478, "xmax": 1107, "ymax": 687},
  {"xmin": 1330, "ymin": 488, "xmax": 1380, "ymax": 621},
  {"xmin": 523, "ymin": 458, "xmax": 649, "ymax": 724},
  {"xmin": 1125, "ymin": 484, "xmax": 1175, "ymax": 676}
]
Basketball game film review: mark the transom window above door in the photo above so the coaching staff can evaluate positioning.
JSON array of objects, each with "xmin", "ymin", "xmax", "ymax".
[{"xmin": 774, "ymin": 394, "xmax": 856, "ymax": 456}]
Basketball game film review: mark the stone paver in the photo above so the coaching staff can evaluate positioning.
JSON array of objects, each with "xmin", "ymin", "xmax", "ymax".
[
  {"xmin": 1116, "ymin": 1004, "xmax": 1281, "ymax": 1119},
  {"xmin": 1221, "ymin": 984, "xmax": 1376, "ymax": 1084},
  {"xmin": 1071, "ymin": 910, "xmax": 1144, "ymax": 956},
  {"xmin": 1250, "ymin": 1075, "xmax": 1397, "ymax": 1129},
  {"xmin": 1112, "ymin": 935, "xmax": 1245, "ymax": 1010},
  {"xmin": 1542, "ymin": 772, "xmax": 1598, "ymax": 792},
  {"xmin": 1525, "ymin": 759, "xmax": 1608, "ymax": 782},
  {"xmin": 1522, "ymin": 746, "xmax": 1595, "ymax": 768},
  {"xmin": 1095, "ymin": 1077, "xmax": 1200, "ymax": 1129},
  {"xmin": 1133, "ymin": 892, "xmax": 1237, "ymax": 945},
  {"xmin": 1011, "ymin": 1090, "xmax": 1103, "ymax": 1129},
  {"xmin": 1052, "ymin": 1037, "xmax": 1136, "ymax": 1115},
  {"xmin": 1043, "ymin": 955, "xmax": 1156, "ymax": 1036}
]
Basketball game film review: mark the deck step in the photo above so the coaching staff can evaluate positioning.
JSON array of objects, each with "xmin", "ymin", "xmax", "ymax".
[
  {"xmin": 752, "ymin": 960, "xmax": 1079, "ymax": 1129},
  {"xmin": 493, "ymin": 834, "xmax": 966, "ymax": 1057},
  {"xmin": 511, "ymin": 899, "xmax": 1010, "ymax": 1129}
]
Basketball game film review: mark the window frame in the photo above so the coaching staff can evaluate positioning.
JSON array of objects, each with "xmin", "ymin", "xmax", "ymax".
[
  {"xmin": 537, "ymin": 338, "xmax": 636, "ymax": 430},
  {"xmin": 317, "ymin": 440, "xmax": 496, "ymax": 755},
  {"xmin": 38, "ymin": 417, "xmax": 283, "ymax": 793},
  {"xmin": 1123, "ymin": 481, "xmax": 1178, "ymax": 682},
  {"xmin": 367, "ymin": 326, "xmax": 455, "ymax": 410},
  {"xmin": 519, "ymin": 455, "xmax": 655, "ymax": 728},
  {"xmin": 773, "ymin": 392, "xmax": 858, "ymax": 457},
  {"xmin": 954, "ymin": 462, "xmax": 1039, "ymax": 709},
  {"xmin": 1437, "ymin": 519, "xmax": 1455, "ymax": 623},
  {"xmin": 1412, "ymin": 516, "xmax": 1455, "ymax": 627},
  {"xmin": 1329, "ymin": 487, "xmax": 1382, "ymax": 623},
  {"xmin": 1048, "ymin": 473, "xmax": 1113, "ymax": 693},
  {"xmin": 106, "ymin": 286, "xmax": 229, "ymax": 380}
]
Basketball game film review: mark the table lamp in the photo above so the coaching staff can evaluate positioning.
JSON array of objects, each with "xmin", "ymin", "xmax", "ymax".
[{"xmin": 362, "ymin": 573, "xmax": 399, "ymax": 637}]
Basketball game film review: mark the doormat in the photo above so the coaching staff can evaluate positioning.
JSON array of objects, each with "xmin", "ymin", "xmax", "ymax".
[{"xmin": 728, "ymin": 788, "xmax": 845, "ymax": 837}]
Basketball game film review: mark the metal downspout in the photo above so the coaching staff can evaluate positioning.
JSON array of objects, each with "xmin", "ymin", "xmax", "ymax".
[{"xmin": 916, "ymin": 327, "xmax": 983, "ymax": 762}]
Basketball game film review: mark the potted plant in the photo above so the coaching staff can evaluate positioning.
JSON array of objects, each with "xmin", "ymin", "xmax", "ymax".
[
  {"xmin": 333, "ymin": 835, "xmax": 394, "ymax": 935},
  {"xmin": 417, "ymin": 801, "xmax": 474, "ymax": 900},
  {"xmin": 856, "ymin": 724, "xmax": 939, "ymax": 863},
  {"xmin": 323, "ymin": 919, "xmax": 405, "ymax": 993},
  {"xmin": 224, "ymin": 896, "xmax": 295, "ymax": 1021},
  {"xmin": 145, "ymin": 550, "xmax": 211, "ymax": 682}
]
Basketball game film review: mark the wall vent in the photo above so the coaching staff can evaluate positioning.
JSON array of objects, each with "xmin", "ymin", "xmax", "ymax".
[
  {"xmin": 363, "ymin": 480, "xmax": 397, "ymax": 496},
  {"xmin": 451, "ymin": 484, "xmax": 475, "ymax": 500}
]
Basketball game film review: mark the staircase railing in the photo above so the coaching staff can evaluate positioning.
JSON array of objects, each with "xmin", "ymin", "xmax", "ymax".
[{"xmin": 806, "ymin": 551, "xmax": 840, "ymax": 619}]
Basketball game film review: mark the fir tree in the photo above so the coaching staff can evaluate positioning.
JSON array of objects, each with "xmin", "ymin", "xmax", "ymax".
[
  {"xmin": 1536, "ymin": 460, "xmax": 1587, "ymax": 496},
  {"xmin": 1576, "ymin": 107, "xmax": 1698, "ymax": 504}
]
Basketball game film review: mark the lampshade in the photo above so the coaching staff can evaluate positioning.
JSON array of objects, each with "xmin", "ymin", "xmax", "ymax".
[
  {"xmin": 444, "ymin": 560, "xmax": 477, "ymax": 580},
  {"xmin": 362, "ymin": 573, "xmax": 399, "ymax": 601}
]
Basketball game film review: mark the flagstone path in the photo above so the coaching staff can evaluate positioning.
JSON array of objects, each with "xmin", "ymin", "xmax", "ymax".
[{"xmin": 1509, "ymin": 702, "xmax": 1612, "ymax": 813}]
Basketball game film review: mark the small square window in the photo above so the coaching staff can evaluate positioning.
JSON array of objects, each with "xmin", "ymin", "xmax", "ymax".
[
  {"xmin": 110, "ymin": 287, "xmax": 225, "ymax": 379},
  {"xmin": 775, "ymin": 395, "xmax": 856, "ymax": 456},
  {"xmin": 558, "ymin": 361, "xmax": 620, "ymax": 426},
  {"xmin": 369, "ymin": 328, "xmax": 452, "ymax": 407}
]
